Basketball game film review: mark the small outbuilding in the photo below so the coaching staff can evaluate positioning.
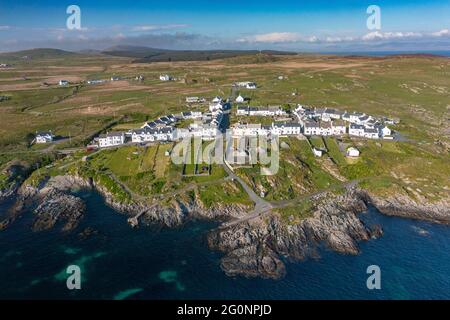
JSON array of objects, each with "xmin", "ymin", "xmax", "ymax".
[
  {"xmin": 235, "ymin": 95, "xmax": 245, "ymax": 103},
  {"xmin": 346, "ymin": 147, "xmax": 360, "ymax": 157}
]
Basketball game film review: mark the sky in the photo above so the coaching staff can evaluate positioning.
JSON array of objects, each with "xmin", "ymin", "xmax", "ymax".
[{"xmin": 0, "ymin": 0, "xmax": 449, "ymax": 52}]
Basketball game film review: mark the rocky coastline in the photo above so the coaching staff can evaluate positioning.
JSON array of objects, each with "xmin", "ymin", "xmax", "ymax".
[{"xmin": 0, "ymin": 173, "xmax": 448, "ymax": 279}]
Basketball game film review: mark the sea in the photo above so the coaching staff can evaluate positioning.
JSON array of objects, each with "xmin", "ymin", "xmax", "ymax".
[{"xmin": 0, "ymin": 191, "xmax": 449, "ymax": 300}]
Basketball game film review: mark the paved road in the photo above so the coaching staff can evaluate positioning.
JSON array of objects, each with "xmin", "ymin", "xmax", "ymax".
[{"xmin": 219, "ymin": 179, "xmax": 360, "ymax": 230}]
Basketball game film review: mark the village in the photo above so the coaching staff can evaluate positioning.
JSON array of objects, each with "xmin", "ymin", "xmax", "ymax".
[{"xmin": 34, "ymin": 77, "xmax": 398, "ymax": 162}]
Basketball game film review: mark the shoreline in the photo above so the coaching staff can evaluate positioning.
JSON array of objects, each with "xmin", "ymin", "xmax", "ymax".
[{"xmin": 1, "ymin": 173, "xmax": 449, "ymax": 279}]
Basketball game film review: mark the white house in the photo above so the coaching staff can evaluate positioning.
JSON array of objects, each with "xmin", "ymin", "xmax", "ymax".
[
  {"xmin": 212, "ymin": 96, "xmax": 222, "ymax": 103},
  {"xmin": 349, "ymin": 123, "xmax": 365, "ymax": 137},
  {"xmin": 201, "ymin": 124, "xmax": 220, "ymax": 141},
  {"xmin": 331, "ymin": 121, "xmax": 347, "ymax": 135},
  {"xmin": 322, "ymin": 108, "xmax": 343, "ymax": 120},
  {"xmin": 380, "ymin": 126, "xmax": 392, "ymax": 138},
  {"xmin": 209, "ymin": 102, "xmax": 224, "ymax": 112},
  {"xmin": 131, "ymin": 129, "xmax": 155, "ymax": 143},
  {"xmin": 186, "ymin": 97, "xmax": 205, "ymax": 103},
  {"xmin": 159, "ymin": 74, "xmax": 173, "ymax": 81},
  {"xmin": 247, "ymin": 106, "xmax": 285, "ymax": 117},
  {"xmin": 303, "ymin": 121, "xmax": 320, "ymax": 136},
  {"xmin": 232, "ymin": 124, "xmax": 271, "ymax": 137},
  {"xmin": 271, "ymin": 123, "xmax": 302, "ymax": 136},
  {"xmin": 232, "ymin": 124, "xmax": 259, "ymax": 137},
  {"xmin": 356, "ymin": 115, "xmax": 373, "ymax": 125},
  {"xmin": 343, "ymin": 112, "xmax": 365, "ymax": 123},
  {"xmin": 173, "ymin": 128, "xmax": 191, "ymax": 140},
  {"xmin": 98, "ymin": 132, "xmax": 125, "ymax": 148},
  {"xmin": 155, "ymin": 127, "xmax": 175, "ymax": 141},
  {"xmin": 312, "ymin": 147, "xmax": 323, "ymax": 157},
  {"xmin": 363, "ymin": 128, "xmax": 379, "ymax": 139},
  {"xmin": 235, "ymin": 81, "xmax": 257, "ymax": 89},
  {"xmin": 346, "ymin": 147, "xmax": 360, "ymax": 157},
  {"xmin": 237, "ymin": 106, "xmax": 249, "ymax": 116},
  {"xmin": 59, "ymin": 80, "xmax": 69, "ymax": 86},
  {"xmin": 235, "ymin": 95, "xmax": 245, "ymax": 103},
  {"xmin": 36, "ymin": 131, "xmax": 54, "ymax": 144},
  {"xmin": 246, "ymin": 82, "xmax": 257, "ymax": 89},
  {"xmin": 87, "ymin": 80, "xmax": 105, "ymax": 85},
  {"xmin": 131, "ymin": 127, "xmax": 175, "ymax": 143},
  {"xmin": 182, "ymin": 111, "xmax": 202, "ymax": 119}
]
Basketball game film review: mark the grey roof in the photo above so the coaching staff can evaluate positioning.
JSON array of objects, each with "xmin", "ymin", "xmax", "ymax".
[
  {"xmin": 364, "ymin": 128, "xmax": 379, "ymax": 133},
  {"xmin": 99, "ymin": 132, "xmax": 124, "ymax": 138},
  {"xmin": 325, "ymin": 108, "xmax": 343, "ymax": 115},
  {"xmin": 304, "ymin": 121, "xmax": 319, "ymax": 128},
  {"xmin": 159, "ymin": 127, "xmax": 174, "ymax": 133},
  {"xmin": 274, "ymin": 122, "xmax": 301, "ymax": 128},
  {"xmin": 350, "ymin": 123, "xmax": 364, "ymax": 129},
  {"xmin": 36, "ymin": 131, "xmax": 53, "ymax": 136},
  {"xmin": 131, "ymin": 129, "xmax": 145, "ymax": 135}
]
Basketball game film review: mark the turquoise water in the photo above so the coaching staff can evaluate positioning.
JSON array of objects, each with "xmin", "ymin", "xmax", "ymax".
[{"xmin": 0, "ymin": 191, "xmax": 449, "ymax": 299}]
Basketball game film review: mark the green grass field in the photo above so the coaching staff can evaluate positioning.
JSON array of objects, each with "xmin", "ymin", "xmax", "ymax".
[{"xmin": 1, "ymin": 51, "xmax": 449, "ymax": 208}]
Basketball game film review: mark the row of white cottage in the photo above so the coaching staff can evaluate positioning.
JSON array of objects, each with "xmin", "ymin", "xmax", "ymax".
[
  {"xmin": 237, "ymin": 106, "xmax": 287, "ymax": 117},
  {"xmin": 295, "ymin": 105, "xmax": 392, "ymax": 139}
]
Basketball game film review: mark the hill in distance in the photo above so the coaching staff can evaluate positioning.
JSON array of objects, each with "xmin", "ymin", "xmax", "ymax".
[
  {"xmin": 101, "ymin": 45, "xmax": 297, "ymax": 62},
  {"xmin": 0, "ymin": 48, "xmax": 80, "ymax": 61}
]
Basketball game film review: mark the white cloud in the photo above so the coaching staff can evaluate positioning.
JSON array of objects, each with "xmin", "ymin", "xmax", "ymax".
[
  {"xmin": 362, "ymin": 31, "xmax": 423, "ymax": 41},
  {"xmin": 238, "ymin": 32, "xmax": 301, "ymax": 43},
  {"xmin": 0, "ymin": 25, "xmax": 11, "ymax": 31},
  {"xmin": 132, "ymin": 24, "xmax": 189, "ymax": 32},
  {"xmin": 431, "ymin": 29, "xmax": 449, "ymax": 37}
]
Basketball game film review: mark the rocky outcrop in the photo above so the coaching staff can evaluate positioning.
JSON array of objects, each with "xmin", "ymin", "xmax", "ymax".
[
  {"xmin": 139, "ymin": 196, "xmax": 251, "ymax": 228},
  {"xmin": 6, "ymin": 174, "xmax": 252, "ymax": 231},
  {"xmin": 0, "ymin": 180, "xmax": 21, "ymax": 201},
  {"xmin": 32, "ymin": 190, "xmax": 85, "ymax": 232},
  {"xmin": 208, "ymin": 190, "xmax": 376, "ymax": 279},
  {"xmin": 0, "ymin": 162, "xmax": 34, "ymax": 202},
  {"xmin": 3, "ymin": 170, "xmax": 449, "ymax": 280},
  {"xmin": 363, "ymin": 191, "xmax": 450, "ymax": 224}
]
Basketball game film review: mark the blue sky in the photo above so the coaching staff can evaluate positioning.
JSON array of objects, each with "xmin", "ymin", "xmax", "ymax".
[{"xmin": 0, "ymin": 0, "xmax": 449, "ymax": 52}]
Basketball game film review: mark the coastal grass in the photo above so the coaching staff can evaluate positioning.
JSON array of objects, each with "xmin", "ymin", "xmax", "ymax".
[
  {"xmin": 235, "ymin": 137, "xmax": 340, "ymax": 201},
  {"xmin": 276, "ymin": 199, "xmax": 314, "ymax": 225},
  {"xmin": 197, "ymin": 180, "xmax": 252, "ymax": 208}
]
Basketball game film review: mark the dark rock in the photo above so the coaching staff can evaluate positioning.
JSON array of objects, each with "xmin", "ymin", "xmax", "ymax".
[{"xmin": 32, "ymin": 190, "xmax": 85, "ymax": 232}]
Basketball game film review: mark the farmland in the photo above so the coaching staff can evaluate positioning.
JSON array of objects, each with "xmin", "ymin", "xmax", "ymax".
[{"xmin": 0, "ymin": 49, "xmax": 449, "ymax": 211}]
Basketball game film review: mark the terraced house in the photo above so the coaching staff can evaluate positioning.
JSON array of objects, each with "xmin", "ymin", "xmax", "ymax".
[{"xmin": 98, "ymin": 132, "xmax": 125, "ymax": 148}]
